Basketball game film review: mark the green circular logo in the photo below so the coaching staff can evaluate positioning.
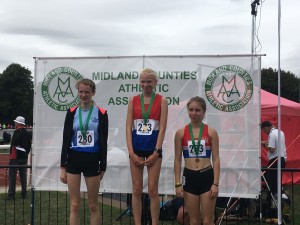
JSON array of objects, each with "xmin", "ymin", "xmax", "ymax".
[
  {"xmin": 205, "ymin": 65, "xmax": 253, "ymax": 112},
  {"xmin": 41, "ymin": 67, "xmax": 84, "ymax": 111}
]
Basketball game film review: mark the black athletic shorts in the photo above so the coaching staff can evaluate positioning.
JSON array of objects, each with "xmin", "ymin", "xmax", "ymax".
[
  {"xmin": 132, "ymin": 149, "xmax": 162, "ymax": 159},
  {"xmin": 183, "ymin": 165, "xmax": 214, "ymax": 196},
  {"xmin": 66, "ymin": 150, "xmax": 100, "ymax": 177}
]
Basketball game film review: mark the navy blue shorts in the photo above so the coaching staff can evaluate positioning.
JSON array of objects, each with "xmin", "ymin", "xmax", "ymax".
[
  {"xmin": 132, "ymin": 149, "xmax": 162, "ymax": 159},
  {"xmin": 183, "ymin": 165, "xmax": 214, "ymax": 195},
  {"xmin": 66, "ymin": 150, "xmax": 100, "ymax": 177}
]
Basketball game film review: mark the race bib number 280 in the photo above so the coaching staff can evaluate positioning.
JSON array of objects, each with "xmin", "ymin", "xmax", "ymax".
[{"xmin": 77, "ymin": 131, "xmax": 95, "ymax": 147}]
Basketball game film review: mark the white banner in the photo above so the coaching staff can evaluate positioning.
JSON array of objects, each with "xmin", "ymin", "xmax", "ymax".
[{"xmin": 33, "ymin": 55, "xmax": 261, "ymax": 198}]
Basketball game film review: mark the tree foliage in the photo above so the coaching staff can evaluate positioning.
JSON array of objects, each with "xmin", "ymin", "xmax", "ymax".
[
  {"xmin": 261, "ymin": 68, "xmax": 300, "ymax": 103},
  {"xmin": 0, "ymin": 63, "xmax": 299, "ymax": 126},
  {"xmin": 0, "ymin": 63, "xmax": 34, "ymax": 126}
]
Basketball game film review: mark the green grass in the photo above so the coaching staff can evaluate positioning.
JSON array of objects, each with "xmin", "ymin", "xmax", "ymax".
[
  {"xmin": 0, "ymin": 186, "xmax": 299, "ymax": 225},
  {"xmin": 283, "ymin": 184, "xmax": 300, "ymax": 224},
  {"xmin": 0, "ymin": 191, "xmax": 180, "ymax": 225},
  {"xmin": 215, "ymin": 184, "xmax": 300, "ymax": 225}
]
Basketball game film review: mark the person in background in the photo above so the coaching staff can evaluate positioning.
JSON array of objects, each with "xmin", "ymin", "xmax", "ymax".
[
  {"xmin": 174, "ymin": 197, "xmax": 190, "ymax": 225},
  {"xmin": 174, "ymin": 96, "xmax": 220, "ymax": 225},
  {"xmin": 3, "ymin": 131, "xmax": 12, "ymax": 144},
  {"xmin": 8, "ymin": 116, "xmax": 32, "ymax": 199},
  {"xmin": 126, "ymin": 68, "xmax": 168, "ymax": 225},
  {"xmin": 60, "ymin": 78, "xmax": 108, "ymax": 225},
  {"xmin": 261, "ymin": 120, "xmax": 287, "ymax": 216},
  {"xmin": 176, "ymin": 201, "xmax": 190, "ymax": 225},
  {"xmin": 0, "ymin": 131, "xmax": 10, "ymax": 145},
  {"xmin": 159, "ymin": 197, "xmax": 190, "ymax": 225}
]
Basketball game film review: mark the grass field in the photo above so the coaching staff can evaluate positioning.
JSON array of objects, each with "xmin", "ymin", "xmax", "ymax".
[
  {"xmin": 1, "ymin": 187, "xmax": 299, "ymax": 225},
  {"xmin": 215, "ymin": 184, "xmax": 300, "ymax": 225},
  {"xmin": 0, "ymin": 191, "xmax": 183, "ymax": 225}
]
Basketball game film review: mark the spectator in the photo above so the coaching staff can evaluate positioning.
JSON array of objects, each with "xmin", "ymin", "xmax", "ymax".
[
  {"xmin": 3, "ymin": 131, "xmax": 11, "ymax": 144},
  {"xmin": 8, "ymin": 116, "xmax": 32, "ymax": 199},
  {"xmin": 261, "ymin": 120, "xmax": 287, "ymax": 217},
  {"xmin": 159, "ymin": 197, "xmax": 190, "ymax": 225}
]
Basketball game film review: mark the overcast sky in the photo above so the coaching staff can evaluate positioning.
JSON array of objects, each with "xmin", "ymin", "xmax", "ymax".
[{"xmin": 0, "ymin": 0, "xmax": 299, "ymax": 76}]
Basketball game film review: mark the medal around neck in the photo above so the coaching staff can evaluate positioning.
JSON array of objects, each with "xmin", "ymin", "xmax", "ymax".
[
  {"xmin": 79, "ymin": 105, "xmax": 94, "ymax": 145},
  {"xmin": 140, "ymin": 92, "xmax": 155, "ymax": 125},
  {"xmin": 188, "ymin": 123, "xmax": 204, "ymax": 163}
]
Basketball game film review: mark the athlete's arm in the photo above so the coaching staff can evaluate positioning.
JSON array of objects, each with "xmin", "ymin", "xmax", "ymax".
[
  {"xmin": 209, "ymin": 126, "xmax": 220, "ymax": 197},
  {"xmin": 174, "ymin": 128, "xmax": 184, "ymax": 197},
  {"xmin": 155, "ymin": 96, "xmax": 168, "ymax": 150},
  {"xmin": 126, "ymin": 97, "xmax": 134, "ymax": 157}
]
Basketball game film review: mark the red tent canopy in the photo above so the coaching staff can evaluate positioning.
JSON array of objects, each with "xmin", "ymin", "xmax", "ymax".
[{"xmin": 261, "ymin": 89, "xmax": 300, "ymax": 184}]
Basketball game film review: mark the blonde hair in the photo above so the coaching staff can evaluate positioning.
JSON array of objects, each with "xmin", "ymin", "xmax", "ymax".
[
  {"xmin": 187, "ymin": 96, "xmax": 207, "ymax": 112},
  {"xmin": 139, "ymin": 68, "xmax": 158, "ymax": 81},
  {"xmin": 75, "ymin": 78, "xmax": 96, "ymax": 92}
]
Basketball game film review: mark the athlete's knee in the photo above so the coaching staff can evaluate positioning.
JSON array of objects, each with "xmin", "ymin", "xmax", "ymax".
[
  {"xmin": 189, "ymin": 218, "xmax": 200, "ymax": 225},
  {"xmin": 70, "ymin": 202, "xmax": 80, "ymax": 212},
  {"xmin": 148, "ymin": 186, "xmax": 158, "ymax": 199},
  {"xmin": 202, "ymin": 217, "xmax": 214, "ymax": 225},
  {"xmin": 88, "ymin": 202, "xmax": 99, "ymax": 213},
  {"xmin": 132, "ymin": 186, "xmax": 143, "ymax": 197}
]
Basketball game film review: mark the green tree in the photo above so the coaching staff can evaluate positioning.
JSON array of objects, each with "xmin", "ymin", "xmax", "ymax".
[
  {"xmin": 0, "ymin": 63, "xmax": 34, "ymax": 126},
  {"xmin": 261, "ymin": 68, "xmax": 300, "ymax": 103}
]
